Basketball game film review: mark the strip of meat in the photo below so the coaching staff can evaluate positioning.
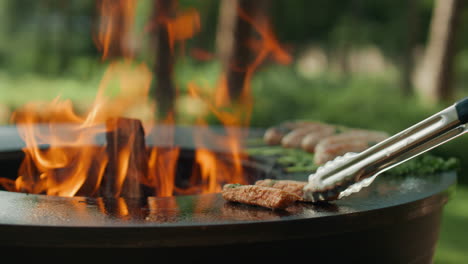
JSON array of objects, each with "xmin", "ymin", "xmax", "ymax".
[
  {"xmin": 300, "ymin": 126, "xmax": 339, "ymax": 153},
  {"xmin": 281, "ymin": 123, "xmax": 335, "ymax": 149},
  {"xmin": 255, "ymin": 179, "xmax": 307, "ymax": 201},
  {"xmin": 314, "ymin": 130, "xmax": 389, "ymax": 164},
  {"xmin": 222, "ymin": 184, "xmax": 300, "ymax": 209},
  {"xmin": 263, "ymin": 121, "xmax": 320, "ymax": 145}
]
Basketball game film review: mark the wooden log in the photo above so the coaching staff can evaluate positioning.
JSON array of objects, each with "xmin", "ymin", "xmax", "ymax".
[{"xmin": 103, "ymin": 117, "xmax": 148, "ymax": 198}]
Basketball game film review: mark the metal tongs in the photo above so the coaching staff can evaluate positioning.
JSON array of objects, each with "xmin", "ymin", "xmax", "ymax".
[{"xmin": 303, "ymin": 97, "xmax": 468, "ymax": 202}]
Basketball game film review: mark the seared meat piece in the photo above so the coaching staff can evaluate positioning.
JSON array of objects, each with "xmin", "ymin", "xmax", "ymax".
[
  {"xmin": 222, "ymin": 184, "xmax": 300, "ymax": 209},
  {"xmin": 255, "ymin": 179, "xmax": 307, "ymax": 201},
  {"xmin": 314, "ymin": 130, "xmax": 389, "ymax": 164},
  {"xmin": 281, "ymin": 123, "xmax": 335, "ymax": 149},
  {"xmin": 263, "ymin": 121, "xmax": 320, "ymax": 145},
  {"xmin": 300, "ymin": 126, "xmax": 339, "ymax": 152}
]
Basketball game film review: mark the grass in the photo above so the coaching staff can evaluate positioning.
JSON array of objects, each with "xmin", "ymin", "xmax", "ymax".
[
  {"xmin": 435, "ymin": 185, "xmax": 468, "ymax": 263},
  {"xmin": 0, "ymin": 71, "xmax": 102, "ymax": 110}
]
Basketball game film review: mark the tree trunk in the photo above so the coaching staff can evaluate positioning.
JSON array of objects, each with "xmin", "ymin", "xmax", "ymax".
[
  {"xmin": 216, "ymin": 0, "xmax": 238, "ymax": 66},
  {"xmin": 96, "ymin": 0, "xmax": 128, "ymax": 60},
  {"xmin": 216, "ymin": 0, "xmax": 270, "ymax": 102},
  {"xmin": 151, "ymin": 0, "xmax": 177, "ymax": 119},
  {"xmin": 414, "ymin": 0, "xmax": 462, "ymax": 103},
  {"xmin": 400, "ymin": 0, "xmax": 419, "ymax": 96},
  {"xmin": 57, "ymin": 1, "xmax": 72, "ymax": 74},
  {"xmin": 35, "ymin": 0, "xmax": 52, "ymax": 74}
]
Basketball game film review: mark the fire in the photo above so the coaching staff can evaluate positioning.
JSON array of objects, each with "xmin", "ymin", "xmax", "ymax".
[
  {"xmin": 96, "ymin": 0, "xmax": 138, "ymax": 59},
  {"xmin": 0, "ymin": 1, "xmax": 290, "ymax": 198},
  {"xmin": 145, "ymin": 6, "xmax": 201, "ymax": 54},
  {"xmin": 188, "ymin": 7, "xmax": 291, "ymax": 191},
  {"xmin": 190, "ymin": 48, "xmax": 215, "ymax": 61},
  {"xmin": 145, "ymin": 115, "xmax": 180, "ymax": 197},
  {"xmin": 9, "ymin": 61, "xmax": 152, "ymax": 197}
]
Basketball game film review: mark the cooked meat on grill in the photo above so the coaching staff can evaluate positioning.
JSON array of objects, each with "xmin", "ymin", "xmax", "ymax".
[
  {"xmin": 281, "ymin": 123, "xmax": 335, "ymax": 149},
  {"xmin": 222, "ymin": 184, "xmax": 300, "ymax": 209},
  {"xmin": 300, "ymin": 125, "xmax": 339, "ymax": 153},
  {"xmin": 263, "ymin": 120, "xmax": 321, "ymax": 145},
  {"xmin": 255, "ymin": 179, "xmax": 307, "ymax": 201},
  {"xmin": 314, "ymin": 130, "xmax": 389, "ymax": 164}
]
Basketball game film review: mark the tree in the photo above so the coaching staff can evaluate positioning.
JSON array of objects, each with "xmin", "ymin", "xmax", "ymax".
[
  {"xmin": 215, "ymin": 0, "xmax": 270, "ymax": 102},
  {"xmin": 150, "ymin": 0, "xmax": 177, "ymax": 118},
  {"xmin": 414, "ymin": 0, "xmax": 463, "ymax": 103}
]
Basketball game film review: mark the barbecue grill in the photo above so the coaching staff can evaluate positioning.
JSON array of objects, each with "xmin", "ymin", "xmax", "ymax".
[{"xmin": 0, "ymin": 125, "xmax": 455, "ymax": 263}]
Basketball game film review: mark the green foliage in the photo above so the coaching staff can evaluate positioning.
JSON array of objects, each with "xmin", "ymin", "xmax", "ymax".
[
  {"xmin": 435, "ymin": 185, "xmax": 468, "ymax": 263},
  {"xmin": 170, "ymin": 58, "xmax": 468, "ymax": 184},
  {"xmin": 250, "ymin": 64, "xmax": 433, "ymax": 131},
  {"xmin": 383, "ymin": 155, "xmax": 460, "ymax": 177},
  {"xmin": 247, "ymin": 145, "xmax": 319, "ymax": 173},
  {"xmin": 247, "ymin": 144, "xmax": 459, "ymax": 178}
]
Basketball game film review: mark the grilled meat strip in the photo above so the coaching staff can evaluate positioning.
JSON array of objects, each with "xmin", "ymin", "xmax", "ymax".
[
  {"xmin": 314, "ymin": 130, "xmax": 389, "ymax": 164},
  {"xmin": 281, "ymin": 123, "xmax": 335, "ymax": 149},
  {"xmin": 255, "ymin": 179, "xmax": 307, "ymax": 201},
  {"xmin": 222, "ymin": 184, "xmax": 300, "ymax": 209},
  {"xmin": 300, "ymin": 126, "xmax": 339, "ymax": 153},
  {"xmin": 263, "ymin": 121, "xmax": 321, "ymax": 145}
]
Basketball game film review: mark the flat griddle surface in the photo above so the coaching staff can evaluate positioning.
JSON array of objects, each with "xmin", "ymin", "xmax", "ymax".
[
  {"xmin": 0, "ymin": 172, "xmax": 454, "ymax": 228},
  {"xmin": 0, "ymin": 125, "xmax": 456, "ymax": 248}
]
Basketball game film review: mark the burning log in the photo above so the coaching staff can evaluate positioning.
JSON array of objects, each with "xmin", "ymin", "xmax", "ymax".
[
  {"xmin": 222, "ymin": 183, "xmax": 300, "ymax": 210},
  {"xmin": 103, "ymin": 117, "xmax": 148, "ymax": 198},
  {"xmin": 255, "ymin": 179, "xmax": 307, "ymax": 201}
]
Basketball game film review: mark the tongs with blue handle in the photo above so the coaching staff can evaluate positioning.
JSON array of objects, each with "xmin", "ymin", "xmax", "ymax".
[{"xmin": 303, "ymin": 97, "xmax": 468, "ymax": 202}]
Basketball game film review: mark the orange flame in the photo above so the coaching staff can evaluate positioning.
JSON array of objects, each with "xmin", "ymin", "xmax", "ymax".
[
  {"xmin": 97, "ymin": 198, "xmax": 130, "ymax": 218},
  {"xmin": 96, "ymin": 0, "xmax": 138, "ymax": 59},
  {"xmin": 187, "ymin": 6, "xmax": 291, "ymax": 192},
  {"xmin": 146, "ymin": 8, "xmax": 201, "ymax": 54},
  {"xmin": 8, "ymin": 61, "xmax": 152, "ymax": 197},
  {"xmin": 238, "ymin": 9, "xmax": 292, "ymax": 66},
  {"xmin": 144, "ymin": 115, "xmax": 180, "ymax": 197},
  {"xmin": 190, "ymin": 48, "xmax": 215, "ymax": 61},
  {"xmin": 1, "ymin": 2, "xmax": 291, "ymax": 198}
]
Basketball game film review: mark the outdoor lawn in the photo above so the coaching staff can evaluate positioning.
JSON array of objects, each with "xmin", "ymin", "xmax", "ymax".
[{"xmin": 436, "ymin": 185, "xmax": 468, "ymax": 263}]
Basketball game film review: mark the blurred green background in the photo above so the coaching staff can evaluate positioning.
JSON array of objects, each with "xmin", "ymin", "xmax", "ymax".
[{"xmin": 0, "ymin": 0, "xmax": 467, "ymax": 262}]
